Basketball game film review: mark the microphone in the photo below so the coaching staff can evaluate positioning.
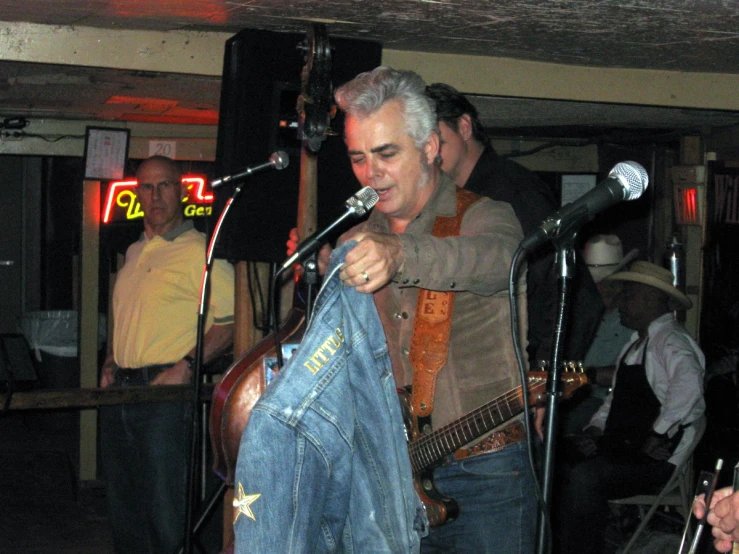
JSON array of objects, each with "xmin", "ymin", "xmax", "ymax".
[
  {"xmin": 520, "ymin": 161, "xmax": 649, "ymax": 250},
  {"xmin": 279, "ymin": 186, "xmax": 380, "ymax": 272},
  {"xmin": 211, "ymin": 151, "xmax": 289, "ymax": 188}
]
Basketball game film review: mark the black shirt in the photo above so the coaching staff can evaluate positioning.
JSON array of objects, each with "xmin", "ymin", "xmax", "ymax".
[{"xmin": 464, "ymin": 145, "xmax": 604, "ymax": 366}]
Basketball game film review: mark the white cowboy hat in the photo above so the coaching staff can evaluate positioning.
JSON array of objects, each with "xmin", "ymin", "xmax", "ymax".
[
  {"xmin": 605, "ymin": 261, "xmax": 693, "ymax": 310},
  {"xmin": 582, "ymin": 234, "xmax": 640, "ymax": 283}
]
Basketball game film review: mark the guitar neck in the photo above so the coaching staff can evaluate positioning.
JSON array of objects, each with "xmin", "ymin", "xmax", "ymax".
[{"xmin": 409, "ymin": 379, "xmax": 545, "ymax": 472}]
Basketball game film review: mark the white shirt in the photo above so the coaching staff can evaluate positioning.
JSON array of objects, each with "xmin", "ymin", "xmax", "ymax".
[{"xmin": 588, "ymin": 313, "xmax": 706, "ymax": 466}]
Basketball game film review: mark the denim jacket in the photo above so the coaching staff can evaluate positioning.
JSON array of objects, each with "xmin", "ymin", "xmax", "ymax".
[{"xmin": 234, "ymin": 242, "xmax": 427, "ymax": 553}]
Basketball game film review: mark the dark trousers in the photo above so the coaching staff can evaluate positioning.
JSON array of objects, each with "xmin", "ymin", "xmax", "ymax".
[
  {"xmin": 100, "ymin": 400, "xmax": 191, "ymax": 554},
  {"xmin": 554, "ymin": 444, "xmax": 673, "ymax": 554}
]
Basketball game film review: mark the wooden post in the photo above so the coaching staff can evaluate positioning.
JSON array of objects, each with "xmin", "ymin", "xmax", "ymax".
[
  {"xmin": 222, "ymin": 259, "xmax": 271, "ymax": 548},
  {"xmin": 80, "ymin": 180, "xmax": 101, "ymax": 481},
  {"xmin": 678, "ymin": 136, "xmax": 707, "ymax": 340}
]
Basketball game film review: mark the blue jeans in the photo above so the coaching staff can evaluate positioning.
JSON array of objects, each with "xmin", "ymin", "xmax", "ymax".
[
  {"xmin": 421, "ymin": 441, "xmax": 536, "ymax": 554},
  {"xmin": 100, "ymin": 399, "xmax": 191, "ymax": 554}
]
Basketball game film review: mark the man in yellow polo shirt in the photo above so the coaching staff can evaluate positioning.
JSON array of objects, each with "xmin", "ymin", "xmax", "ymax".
[{"xmin": 99, "ymin": 156, "xmax": 234, "ymax": 554}]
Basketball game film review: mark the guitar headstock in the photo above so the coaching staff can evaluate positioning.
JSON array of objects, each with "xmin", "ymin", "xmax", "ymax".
[
  {"xmin": 559, "ymin": 362, "xmax": 589, "ymax": 400},
  {"xmin": 526, "ymin": 362, "xmax": 589, "ymax": 405}
]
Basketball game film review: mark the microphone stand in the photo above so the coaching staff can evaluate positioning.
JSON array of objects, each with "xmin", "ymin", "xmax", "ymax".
[
  {"xmin": 181, "ymin": 180, "xmax": 247, "ymax": 554},
  {"xmin": 270, "ymin": 253, "xmax": 318, "ymax": 369},
  {"xmin": 535, "ymin": 230, "xmax": 578, "ymax": 554},
  {"xmin": 269, "ymin": 187, "xmax": 377, "ymax": 352},
  {"xmin": 302, "ymin": 254, "xmax": 319, "ymax": 326}
]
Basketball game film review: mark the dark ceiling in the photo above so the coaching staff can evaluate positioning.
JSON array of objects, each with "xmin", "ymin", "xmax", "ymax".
[
  {"xmin": 1, "ymin": 0, "xmax": 738, "ymax": 136},
  {"xmin": 3, "ymin": 0, "xmax": 739, "ymax": 72}
]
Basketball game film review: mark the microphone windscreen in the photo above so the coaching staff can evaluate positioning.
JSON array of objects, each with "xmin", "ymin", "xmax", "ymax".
[
  {"xmin": 609, "ymin": 161, "xmax": 649, "ymax": 200},
  {"xmin": 346, "ymin": 186, "xmax": 380, "ymax": 216},
  {"xmin": 270, "ymin": 151, "xmax": 290, "ymax": 170}
]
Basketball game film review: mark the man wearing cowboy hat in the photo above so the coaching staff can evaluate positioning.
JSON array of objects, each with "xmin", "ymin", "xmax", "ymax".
[
  {"xmin": 555, "ymin": 261, "xmax": 706, "ymax": 554},
  {"xmin": 582, "ymin": 234, "xmax": 640, "ymax": 374},
  {"xmin": 557, "ymin": 234, "xmax": 640, "ymax": 436}
]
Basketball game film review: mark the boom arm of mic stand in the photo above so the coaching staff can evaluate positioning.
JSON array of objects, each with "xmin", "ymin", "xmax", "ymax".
[
  {"xmin": 269, "ymin": 252, "xmax": 320, "ymax": 372},
  {"xmin": 535, "ymin": 230, "xmax": 578, "ymax": 554},
  {"xmin": 279, "ymin": 209, "xmax": 354, "ymax": 271},
  {"xmin": 183, "ymin": 182, "xmax": 245, "ymax": 554}
]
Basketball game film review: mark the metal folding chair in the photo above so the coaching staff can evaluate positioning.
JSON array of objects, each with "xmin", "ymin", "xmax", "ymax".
[{"xmin": 609, "ymin": 416, "xmax": 706, "ymax": 554}]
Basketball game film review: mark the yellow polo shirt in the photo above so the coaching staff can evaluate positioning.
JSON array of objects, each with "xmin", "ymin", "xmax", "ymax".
[{"xmin": 112, "ymin": 221, "xmax": 235, "ymax": 368}]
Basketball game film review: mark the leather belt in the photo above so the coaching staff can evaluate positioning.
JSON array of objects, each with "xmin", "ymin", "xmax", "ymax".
[
  {"xmin": 453, "ymin": 421, "xmax": 526, "ymax": 461},
  {"xmin": 113, "ymin": 363, "xmax": 174, "ymax": 385}
]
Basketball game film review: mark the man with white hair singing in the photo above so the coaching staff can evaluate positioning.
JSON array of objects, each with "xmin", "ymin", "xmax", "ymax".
[
  {"xmin": 245, "ymin": 66, "xmax": 537, "ymax": 553},
  {"xmin": 331, "ymin": 66, "xmax": 537, "ymax": 553}
]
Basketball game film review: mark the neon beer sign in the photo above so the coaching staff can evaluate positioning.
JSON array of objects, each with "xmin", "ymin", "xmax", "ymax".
[{"xmin": 102, "ymin": 176, "xmax": 214, "ymax": 223}]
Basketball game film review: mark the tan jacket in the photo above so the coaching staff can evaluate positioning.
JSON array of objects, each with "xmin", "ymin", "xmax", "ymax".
[{"xmin": 340, "ymin": 175, "xmax": 527, "ymax": 430}]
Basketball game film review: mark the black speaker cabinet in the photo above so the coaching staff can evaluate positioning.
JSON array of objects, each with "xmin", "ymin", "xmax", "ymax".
[{"xmin": 213, "ymin": 28, "xmax": 382, "ymax": 263}]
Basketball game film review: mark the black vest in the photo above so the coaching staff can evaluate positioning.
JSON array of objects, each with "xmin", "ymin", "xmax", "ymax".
[{"xmin": 603, "ymin": 339, "xmax": 661, "ymax": 451}]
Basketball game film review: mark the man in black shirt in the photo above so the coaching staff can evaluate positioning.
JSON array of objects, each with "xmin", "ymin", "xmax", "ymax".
[{"xmin": 426, "ymin": 83, "xmax": 603, "ymax": 369}]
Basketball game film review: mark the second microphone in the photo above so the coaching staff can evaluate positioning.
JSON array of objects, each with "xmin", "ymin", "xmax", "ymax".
[{"xmin": 279, "ymin": 186, "xmax": 380, "ymax": 273}]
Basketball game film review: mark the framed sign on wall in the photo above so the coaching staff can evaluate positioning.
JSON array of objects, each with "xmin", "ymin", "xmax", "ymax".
[{"xmin": 83, "ymin": 127, "xmax": 130, "ymax": 181}]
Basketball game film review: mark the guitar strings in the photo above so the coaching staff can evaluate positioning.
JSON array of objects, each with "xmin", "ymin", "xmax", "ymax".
[{"xmin": 409, "ymin": 380, "xmax": 547, "ymax": 467}]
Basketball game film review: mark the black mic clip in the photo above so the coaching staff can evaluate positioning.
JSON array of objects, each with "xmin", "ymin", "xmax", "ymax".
[
  {"xmin": 302, "ymin": 255, "xmax": 320, "ymax": 286},
  {"xmin": 538, "ymin": 205, "xmax": 591, "ymax": 246}
]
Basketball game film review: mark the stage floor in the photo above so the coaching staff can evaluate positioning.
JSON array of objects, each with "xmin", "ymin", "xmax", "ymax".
[{"xmin": 0, "ymin": 410, "xmax": 695, "ymax": 554}]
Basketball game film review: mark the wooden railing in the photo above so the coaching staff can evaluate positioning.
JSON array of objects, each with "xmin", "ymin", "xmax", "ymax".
[{"xmin": 0, "ymin": 384, "xmax": 215, "ymax": 411}]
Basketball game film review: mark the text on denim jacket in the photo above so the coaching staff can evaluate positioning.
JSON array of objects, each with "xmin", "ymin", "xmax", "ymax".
[{"xmin": 304, "ymin": 327, "xmax": 345, "ymax": 375}]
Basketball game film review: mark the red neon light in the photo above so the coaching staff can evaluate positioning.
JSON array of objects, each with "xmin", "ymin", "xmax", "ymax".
[
  {"xmin": 103, "ymin": 180, "xmax": 138, "ymax": 224},
  {"xmin": 103, "ymin": 175, "xmax": 213, "ymax": 224},
  {"xmin": 183, "ymin": 177, "xmax": 213, "ymax": 202},
  {"xmin": 680, "ymin": 187, "xmax": 698, "ymax": 223}
]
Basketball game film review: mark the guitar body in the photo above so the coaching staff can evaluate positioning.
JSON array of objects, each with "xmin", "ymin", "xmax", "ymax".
[
  {"xmin": 397, "ymin": 388, "xmax": 460, "ymax": 526},
  {"xmin": 210, "ymin": 308, "xmax": 305, "ymax": 484}
]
